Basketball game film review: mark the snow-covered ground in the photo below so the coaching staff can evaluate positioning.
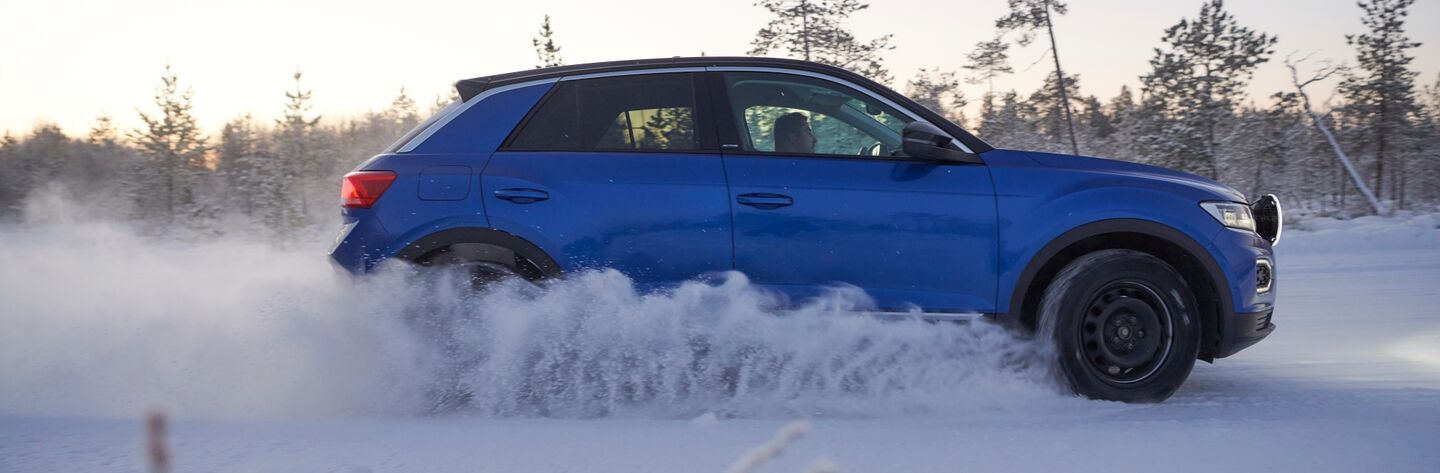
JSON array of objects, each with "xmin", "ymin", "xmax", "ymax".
[{"xmin": 2, "ymin": 214, "xmax": 1438, "ymax": 472}]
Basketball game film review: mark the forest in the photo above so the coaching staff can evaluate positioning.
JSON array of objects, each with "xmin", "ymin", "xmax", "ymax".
[{"xmin": 1, "ymin": 0, "xmax": 1435, "ymax": 240}]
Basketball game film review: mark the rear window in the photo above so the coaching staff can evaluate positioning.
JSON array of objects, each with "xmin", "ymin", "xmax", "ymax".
[
  {"xmin": 384, "ymin": 99, "xmax": 463, "ymax": 153},
  {"xmin": 507, "ymin": 73, "xmax": 702, "ymax": 152}
]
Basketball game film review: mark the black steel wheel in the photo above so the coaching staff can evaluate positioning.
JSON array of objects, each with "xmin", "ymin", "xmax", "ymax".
[{"xmin": 1039, "ymin": 249, "xmax": 1200, "ymax": 402}]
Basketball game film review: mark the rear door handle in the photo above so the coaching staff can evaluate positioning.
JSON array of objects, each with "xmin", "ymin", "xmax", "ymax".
[
  {"xmin": 736, "ymin": 193, "xmax": 793, "ymax": 210},
  {"xmin": 494, "ymin": 188, "xmax": 549, "ymax": 204}
]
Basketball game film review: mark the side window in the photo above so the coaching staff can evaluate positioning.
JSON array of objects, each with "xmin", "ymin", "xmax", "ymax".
[
  {"xmin": 723, "ymin": 72, "xmax": 913, "ymax": 158},
  {"xmin": 509, "ymin": 73, "xmax": 703, "ymax": 151}
]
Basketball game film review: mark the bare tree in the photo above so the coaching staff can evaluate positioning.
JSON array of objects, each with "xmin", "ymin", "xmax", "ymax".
[{"xmin": 1287, "ymin": 55, "xmax": 1387, "ymax": 215}]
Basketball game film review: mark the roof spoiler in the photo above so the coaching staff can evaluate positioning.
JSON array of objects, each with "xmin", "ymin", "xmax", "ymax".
[{"xmin": 455, "ymin": 78, "xmax": 491, "ymax": 102}]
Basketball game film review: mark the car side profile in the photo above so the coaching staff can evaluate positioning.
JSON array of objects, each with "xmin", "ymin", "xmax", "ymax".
[{"xmin": 329, "ymin": 57, "xmax": 1281, "ymax": 402}]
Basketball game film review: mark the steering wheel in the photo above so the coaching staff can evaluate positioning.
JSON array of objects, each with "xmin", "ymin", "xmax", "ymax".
[{"xmin": 860, "ymin": 142, "xmax": 884, "ymax": 156}]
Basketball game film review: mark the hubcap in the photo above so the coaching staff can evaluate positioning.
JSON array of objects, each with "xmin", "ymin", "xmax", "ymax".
[{"xmin": 1079, "ymin": 281, "xmax": 1173, "ymax": 384}]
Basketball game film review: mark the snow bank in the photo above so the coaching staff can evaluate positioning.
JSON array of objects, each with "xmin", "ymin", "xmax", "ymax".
[
  {"xmin": 1283, "ymin": 212, "xmax": 1440, "ymax": 252},
  {"xmin": 0, "ymin": 221, "xmax": 1067, "ymax": 420}
]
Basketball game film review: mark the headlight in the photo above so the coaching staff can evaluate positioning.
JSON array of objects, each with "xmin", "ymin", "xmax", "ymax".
[{"xmin": 1201, "ymin": 202, "xmax": 1257, "ymax": 233}]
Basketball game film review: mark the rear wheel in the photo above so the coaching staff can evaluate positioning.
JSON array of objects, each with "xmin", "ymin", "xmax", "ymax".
[
  {"xmin": 413, "ymin": 246, "xmax": 537, "ymax": 413},
  {"xmin": 420, "ymin": 247, "xmax": 533, "ymax": 290},
  {"xmin": 1039, "ymin": 249, "xmax": 1200, "ymax": 402}
]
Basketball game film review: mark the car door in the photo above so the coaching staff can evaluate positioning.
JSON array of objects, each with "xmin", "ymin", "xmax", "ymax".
[
  {"xmin": 482, "ymin": 72, "xmax": 733, "ymax": 289},
  {"xmin": 713, "ymin": 70, "xmax": 998, "ymax": 313}
]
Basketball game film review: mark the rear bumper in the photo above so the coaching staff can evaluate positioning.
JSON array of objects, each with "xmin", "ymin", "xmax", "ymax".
[
  {"xmin": 327, "ymin": 210, "xmax": 392, "ymax": 274},
  {"xmin": 1213, "ymin": 308, "xmax": 1275, "ymax": 359}
]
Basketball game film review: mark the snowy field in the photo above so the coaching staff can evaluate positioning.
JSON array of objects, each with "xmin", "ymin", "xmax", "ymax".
[{"xmin": 2, "ymin": 214, "xmax": 1439, "ymax": 472}]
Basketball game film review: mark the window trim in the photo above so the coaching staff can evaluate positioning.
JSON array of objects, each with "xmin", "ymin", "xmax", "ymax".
[
  {"xmin": 707, "ymin": 66, "xmax": 975, "ymax": 155},
  {"xmin": 499, "ymin": 71, "xmax": 718, "ymax": 154},
  {"xmin": 707, "ymin": 70, "xmax": 964, "ymax": 164}
]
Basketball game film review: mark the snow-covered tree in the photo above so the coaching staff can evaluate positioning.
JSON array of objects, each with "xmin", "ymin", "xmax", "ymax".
[
  {"xmin": 269, "ymin": 70, "xmax": 324, "ymax": 234},
  {"xmin": 1339, "ymin": 0, "xmax": 1423, "ymax": 207},
  {"xmin": 129, "ymin": 65, "xmax": 211, "ymax": 227},
  {"xmin": 1026, "ymin": 71, "xmax": 1083, "ymax": 151},
  {"xmin": 749, "ymin": 0, "xmax": 894, "ymax": 83},
  {"xmin": 217, "ymin": 114, "xmax": 270, "ymax": 219},
  {"xmin": 1137, "ymin": 0, "xmax": 1276, "ymax": 180}
]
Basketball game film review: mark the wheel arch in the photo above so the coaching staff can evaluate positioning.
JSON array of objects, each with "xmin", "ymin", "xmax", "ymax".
[
  {"xmin": 1007, "ymin": 219, "xmax": 1233, "ymax": 361},
  {"xmin": 393, "ymin": 227, "xmax": 563, "ymax": 280}
]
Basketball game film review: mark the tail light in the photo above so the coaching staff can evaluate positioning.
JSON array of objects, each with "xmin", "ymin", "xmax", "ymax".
[{"xmin": 341, "ymin": 171, "xmax": 396, "ymax": 209}]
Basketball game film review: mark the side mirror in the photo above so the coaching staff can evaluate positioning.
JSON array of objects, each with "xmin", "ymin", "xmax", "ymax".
[{"xmin": 902, "ymin": 121, "xmax": 978, "ymax": 163}]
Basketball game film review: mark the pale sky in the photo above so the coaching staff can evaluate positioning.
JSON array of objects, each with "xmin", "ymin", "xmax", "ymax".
[{"xmin": 2, "ymin": 0, "xmax": 1437, "ymax": 137}]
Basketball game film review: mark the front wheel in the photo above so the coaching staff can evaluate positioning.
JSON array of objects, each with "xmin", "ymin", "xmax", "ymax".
[{"xmin": 1039, "ymin": 249, "xmax": 1201, "ymax": 402}]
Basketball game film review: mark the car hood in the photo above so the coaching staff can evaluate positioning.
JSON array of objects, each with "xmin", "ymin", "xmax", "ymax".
[{"xmin": 1020, "ymin": 151, "xmax": 1247, "ymax": 203}]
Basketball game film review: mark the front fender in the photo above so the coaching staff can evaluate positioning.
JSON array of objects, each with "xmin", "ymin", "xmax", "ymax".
[{"xmin": 986, "ymin": 150, "xmax": 1228, "ymax": 314}]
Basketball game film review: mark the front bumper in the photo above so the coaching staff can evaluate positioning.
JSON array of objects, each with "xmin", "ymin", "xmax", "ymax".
[
  {"xmin": 1207, "ymin": 223, "xmax": 1278, "ymax": 359},
  {"xmin": 1214, "ymin": 308, "xmax": 1275, "ymax": 358}
]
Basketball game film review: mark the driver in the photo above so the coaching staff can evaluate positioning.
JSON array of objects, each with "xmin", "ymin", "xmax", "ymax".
[{"xmin": 774, "ymin": 112, "xmax": 817, "ymax": 154}]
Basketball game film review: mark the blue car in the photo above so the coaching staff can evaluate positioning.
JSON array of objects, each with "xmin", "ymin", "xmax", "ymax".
[{"xmin": 330, "ymin": 57, "xmax": 1281, "ymax": 402}]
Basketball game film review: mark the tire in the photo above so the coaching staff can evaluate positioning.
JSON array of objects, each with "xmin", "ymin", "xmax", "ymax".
[
  {"xmin": 421, "ymin": 248, "xmax": 530, "ymax": 290},
  {"xmin": 413, "ymin": 248, "xmax": 536, "ymax": 414},
  {"xmin": 1038, "ymin": 249, "xmax": 1200, "ymax": 402}
]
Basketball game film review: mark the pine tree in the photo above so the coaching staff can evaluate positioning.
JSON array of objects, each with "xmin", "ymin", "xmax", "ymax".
[
  {"xmin": 995, "ymin": 0, "xmax": 1078, "ymax": 154},
  {"xmin": 1026, "ymin": 71, "xmax": 1083, "ymax": 152},
  {"xmin": 749, "ymin": 0, "xmax": 894, "ymax": 83},
  {"xmin": 217, "ymin": 114, "xmax": 268, "ymax": 218},
  {"xmin": 1419, "ymin": 73, "xmax": 1440, "ymax": 204},
  {"xmin": 1339, "ymin": 0, "xmax": 1422, "ymax": 208},
  {"xmin": 963, "ymin": 38, "xmax": 1014, "ymax": 94},
  {"xmin": 385, "ymin": 87, "xmax": 420, "ymax": 131},
  {"xmin": 270, "ymin": 70, "xmax": 323, "ymax": 233},
  {"xmin": 906, "ymin": 68, "xmax": 967, "ymax": 125},
  {"xmin": 533, "ymin": 15, "xmax": 563, "ymax": 68},
  {"xmin": 129, "ymin": 65, "xmax": 210, "ymax": 227},
  {"xmin": 0, "ymin": 132, "xmax": 18, "ymax": 213},
  {"xmin": 1138, "ymin": 0, "xmax": 1276, "ymax": 180},
  {"xmin": 978, "ymin": 91, "xmax": 1046, "ymax": 148}
]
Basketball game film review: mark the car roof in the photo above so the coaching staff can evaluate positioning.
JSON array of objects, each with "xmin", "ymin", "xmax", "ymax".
[{"xmin": 455, "ymin": 56, "xmax": 992, "ymax": 154}]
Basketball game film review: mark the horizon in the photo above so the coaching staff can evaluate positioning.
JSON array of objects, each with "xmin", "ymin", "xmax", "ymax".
[{"xmin": 3, "ymin": 0, "xmax": 1437, "ymax": 137}]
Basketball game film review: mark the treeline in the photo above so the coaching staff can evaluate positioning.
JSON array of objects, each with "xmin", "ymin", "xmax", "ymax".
[
  {"xmin": 1, "ymin": 0, "xmax": 1436, "ymax": 238},
  {"xmin": 0, "ymin": 68, "xmax": 437, "ymax": 238}
]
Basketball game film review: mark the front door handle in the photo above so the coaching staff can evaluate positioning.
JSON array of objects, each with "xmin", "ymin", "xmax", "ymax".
[
  {"xmin": 494, "ymin": 188, "xmax": 549, "ymax": 204},
  {"xmin": 736, "ymin": 193, "xmax": 793, "ymax": 210}
]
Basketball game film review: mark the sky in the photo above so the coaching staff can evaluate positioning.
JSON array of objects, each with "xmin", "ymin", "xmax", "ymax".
[{"xmin": 2, "ymin": 0, "xmax": 1437, "ymax": 137}]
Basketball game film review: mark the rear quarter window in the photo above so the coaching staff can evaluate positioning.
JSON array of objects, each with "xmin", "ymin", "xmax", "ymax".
[{"xmin": 507, "ymin": 73, "xmax": 705, "ymax": 152}]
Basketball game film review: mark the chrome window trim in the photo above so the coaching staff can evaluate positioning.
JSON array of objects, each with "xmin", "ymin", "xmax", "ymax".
[
  {"xmin": 396, "ymin": 78, "xmax": 559, "ymax": 153},
  {"xmin": 706, "ymin": 65, "xmax": 975, "ymax": 154}
]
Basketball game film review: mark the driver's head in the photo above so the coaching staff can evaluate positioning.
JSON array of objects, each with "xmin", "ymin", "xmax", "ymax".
[{"xmin": 774, "ymin": 112, "xmax": 816, "ymax": 154}]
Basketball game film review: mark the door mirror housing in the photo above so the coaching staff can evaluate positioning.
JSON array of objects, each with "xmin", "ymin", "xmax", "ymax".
[{"xmin": 902, "ymin": 121, "xmax": 981, "ymax": 163}]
